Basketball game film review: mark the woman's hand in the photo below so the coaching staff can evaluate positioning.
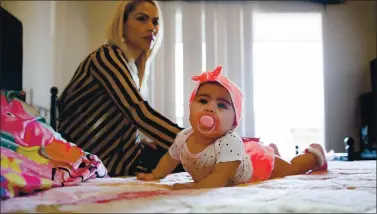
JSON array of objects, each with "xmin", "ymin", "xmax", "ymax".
[
  {"xmin": 136, "ymin": 173, "xmax": 155, "ymax": 181},
  {"xmin": 140, "ymin": 139, "xmax": 157, "ymax": 150}
]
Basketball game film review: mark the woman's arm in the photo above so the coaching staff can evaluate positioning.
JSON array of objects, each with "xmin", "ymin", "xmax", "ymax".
[{"xmin": 90, "ymin": 46, "xmax": 182, "ymax": 149}]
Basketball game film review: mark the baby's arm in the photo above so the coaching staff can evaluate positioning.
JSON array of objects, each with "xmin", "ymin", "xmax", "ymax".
[
  {"xmin": 173, "ymin": 161, "xmax": 240, "ymax": 190},
  {"xmin": 137, "ymin": 152, "xmax": 180, "ymax": 180},
  {"xmin": 137, "ymin": 129, "xmax": 187, "ymax": 181},
  {"xmin": 152, "ymin": 152, "xmax": 180, "ymax": 179},
  {"xmin": 174, "ymin": 132, "xmax": 244, "ymax": 190}
]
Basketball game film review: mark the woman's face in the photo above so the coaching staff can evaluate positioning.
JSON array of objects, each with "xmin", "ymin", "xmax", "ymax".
[
  {"xmin": 123, "ymin": 1, "xmax": 159, "ymax": 52},
  {"xmin": 189, "ymin": 83, "xmax": 236, "ymax": 139}
]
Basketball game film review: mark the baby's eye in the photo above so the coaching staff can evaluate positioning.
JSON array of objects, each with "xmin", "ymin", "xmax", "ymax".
[
  {"xmin": 218, "ymin": 103, "xmax": 227, "ymax": 109},
  {"xmin": 153, "ymin": 19, "xmax": 159, "ymax": 26},
  {"xmin": 199, "ymin": 98, "xmax": 208, "ymax": 104}
]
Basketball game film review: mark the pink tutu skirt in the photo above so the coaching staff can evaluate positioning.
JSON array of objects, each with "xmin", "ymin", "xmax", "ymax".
[{"xmin": 242, "ymin": 137, "xmax": 275, "ymax": 182}]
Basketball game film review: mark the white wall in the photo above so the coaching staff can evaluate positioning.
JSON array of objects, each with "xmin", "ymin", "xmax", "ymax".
[
  {"xmin": 2, "ymin": 1, "xmax": 92, "ymax": 108},
  {"xmin": 323, "ymin": 1, "xmax": 376, "ymax": 152},
  {"xmin": 3, "ymin": 1, "xmax": 376, "ymax": 152},
  {"xmin": 86, "ymin": 1, "xmax": 119, "ymax": 50},
  {"xmin": 2, "ymin": 1, "xmax": 55, "ymax": 107},
  {"xmin": 52, "ymin": 1, "xmax": 91, "ymax": 93}
]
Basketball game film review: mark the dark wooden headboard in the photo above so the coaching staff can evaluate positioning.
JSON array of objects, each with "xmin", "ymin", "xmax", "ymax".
[{"xmin": 50, "ymin": 87, "xmax": 59, "ymax": 131}]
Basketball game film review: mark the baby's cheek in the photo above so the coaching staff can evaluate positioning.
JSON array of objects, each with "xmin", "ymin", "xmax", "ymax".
[
  {"xmin": 190, "ymin": 108, "xmax": 204, "ymax": 121},
  {"xmin": 217, "ymin": 115, "xmax": 235, "ymax": 134},
  {"xmin": 218, "ymin": 114, "xmax": 233, "ymax": 126},
  {"xmin": 192, "ymin": 104, "xmax": 205, "ymax": 113}
]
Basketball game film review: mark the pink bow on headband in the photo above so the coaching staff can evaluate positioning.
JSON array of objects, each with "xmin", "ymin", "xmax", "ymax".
[{"xmin": 192, "ymin": 66, "xmax": 223, "ymax": 83}]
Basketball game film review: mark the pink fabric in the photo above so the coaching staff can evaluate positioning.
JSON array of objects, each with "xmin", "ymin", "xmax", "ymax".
[
  {"xmin": 190, "ymin": 65, "xmax": 243, "ymax": 127},
  {"xmin": 1, "ymin": 90, "xmax": 108, "ymax": 199},
  {"xmin": 242, "ymin": 138, "xmax": 275, "ymax": 182}
]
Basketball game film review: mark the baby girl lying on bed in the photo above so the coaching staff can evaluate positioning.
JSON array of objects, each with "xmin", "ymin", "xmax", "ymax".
[{"xmin": 137, "ymin": 66, "xmax": 328, "ymax": 190}]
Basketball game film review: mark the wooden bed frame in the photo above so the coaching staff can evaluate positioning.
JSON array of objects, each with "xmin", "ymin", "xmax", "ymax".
[{"xmin": 50, "ymin": 87, "xmax": 59, "ymax": 131}]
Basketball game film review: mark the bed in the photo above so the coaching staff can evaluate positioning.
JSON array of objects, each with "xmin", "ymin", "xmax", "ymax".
[
  {"xmin": 1, "ymin": 89, "xmax": 375, "ymax": 213},
  {"xmin": 1, "ymin": 160, "xmax": 375, "ymax": 213}
]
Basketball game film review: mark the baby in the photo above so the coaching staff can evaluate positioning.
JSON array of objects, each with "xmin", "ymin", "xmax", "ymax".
[{"xmin": 137, "ymin": 66, "xmax": 328, "ymax": 190}]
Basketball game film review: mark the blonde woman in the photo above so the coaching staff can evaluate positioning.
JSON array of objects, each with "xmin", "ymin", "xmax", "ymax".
[{"xmin": 58, "ymin": 0, "xmax": 184, "ymax": 176}]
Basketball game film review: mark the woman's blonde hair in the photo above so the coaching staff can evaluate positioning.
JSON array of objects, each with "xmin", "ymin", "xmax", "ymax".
[{"xmin": 104, "ymin": 0, "xmax": 163, "ymax": 84}]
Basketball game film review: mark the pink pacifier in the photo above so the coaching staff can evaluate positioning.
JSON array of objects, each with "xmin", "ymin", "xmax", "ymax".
[
  {"xmin": 199, "ymin": 115, "xmax": 214, "ymax": 128},
  {"xmin": 197, "ymin": 114, "xmax": 217, "ymax": 133}
]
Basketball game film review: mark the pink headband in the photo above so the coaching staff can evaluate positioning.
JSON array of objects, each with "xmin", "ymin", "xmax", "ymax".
[{"xmin": 189, "ymin": 66, "xmax": 243, "ymax": 127}]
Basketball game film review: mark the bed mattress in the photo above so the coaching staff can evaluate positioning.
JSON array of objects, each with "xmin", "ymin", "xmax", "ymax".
[{"xmin": 1, "ymin": 160, "xmax": 375, "ymax": 213}]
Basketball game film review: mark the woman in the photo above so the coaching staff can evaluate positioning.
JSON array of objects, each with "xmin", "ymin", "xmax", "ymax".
[{"xmin": 58, "ymin": 0, "xmax": 184, "ymax": 177}]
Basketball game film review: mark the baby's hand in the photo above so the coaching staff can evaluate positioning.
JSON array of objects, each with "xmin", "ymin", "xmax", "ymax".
[
  {"xmin": 136, "ymin": 173, "xmax": 155, "ymax": 181},
  {"xmin": 172, "ymin": 183, "xmax": 192, "ymax": 190}
]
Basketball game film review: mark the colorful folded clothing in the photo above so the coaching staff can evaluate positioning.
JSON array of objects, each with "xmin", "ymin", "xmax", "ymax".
[{"xmin": 1, "ymin": 90, "xmax": 108, "ymax": 199}]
